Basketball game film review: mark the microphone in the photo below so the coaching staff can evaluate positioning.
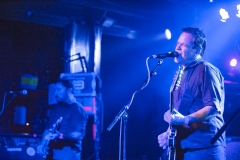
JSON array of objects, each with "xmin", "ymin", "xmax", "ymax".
[
  {"xmin": 8, "ymin": 90, "xmax": 28, "ymax": 95},
  {"xmin": 150, "ymin": 51, "xmax": 179, "ymax": 58}
]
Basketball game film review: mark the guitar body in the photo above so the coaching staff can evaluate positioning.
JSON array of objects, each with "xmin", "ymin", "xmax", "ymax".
[
  {"xmin": 42, "ymin": 117, "xmax": 63, "ymax": 159},
  {"xmin": 42, "ymin": 140, "xmax": 53, "ymax": 160},
  {"xmin": 159, "ymin": 126, "xmax": 177, "ymax": 160}
]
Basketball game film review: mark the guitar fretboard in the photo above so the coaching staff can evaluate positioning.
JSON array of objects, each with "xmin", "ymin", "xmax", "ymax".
[{"xmin": 174, "ymin": 67, "xmax": 183, "ymax": 91}]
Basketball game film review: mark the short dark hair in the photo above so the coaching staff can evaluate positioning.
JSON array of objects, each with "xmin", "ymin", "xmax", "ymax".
[
  {"xmin": 182, "ymin": 27, "xmax": 207, "ymax": 56},
  {"xmin": 55, "ymin": 78, "xmax": 73, "ymax": 89}
]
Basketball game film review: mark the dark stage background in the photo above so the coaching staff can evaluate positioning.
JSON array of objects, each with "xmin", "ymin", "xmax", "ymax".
[{"xmin": 0, "ymin": 0, "xmax": 240, "ymax": 160}]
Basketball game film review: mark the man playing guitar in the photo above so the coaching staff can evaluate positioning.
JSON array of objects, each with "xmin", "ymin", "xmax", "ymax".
[
  {"xmin": 158, "ymin": 27, "xmax": 226, "ymax": 160},
  {"xmin": 37, "ymin": 78, "xmax": 88, "ymax": 160}
]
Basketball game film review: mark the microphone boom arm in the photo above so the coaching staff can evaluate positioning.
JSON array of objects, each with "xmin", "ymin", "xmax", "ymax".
[{"xmin": 107, "ymin": 58, "xmax": 164, "ymax": 131}]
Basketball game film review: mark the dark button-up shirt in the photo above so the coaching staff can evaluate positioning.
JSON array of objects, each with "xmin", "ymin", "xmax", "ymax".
[
  {"xmin": 171, "ymin": 59, "xmax": 225, "ymax": 149},
  {"xmin": 46, "ymin": 101, "xmax": 88, "ymax": 152}
]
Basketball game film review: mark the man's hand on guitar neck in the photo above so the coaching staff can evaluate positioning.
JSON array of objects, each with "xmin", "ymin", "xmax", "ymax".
[{"xmin": 164, "ymin": 109, "xmax": 190, "ymax": 127}]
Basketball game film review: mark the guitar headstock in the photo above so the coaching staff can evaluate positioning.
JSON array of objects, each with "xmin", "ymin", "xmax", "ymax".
[
  {"xmin": 51, "ymin": 117, "xmax": 63, "ymax": 132},
  {"xmin": 56, "ymin": 117, "xmax": 63, "ymax": 124}
]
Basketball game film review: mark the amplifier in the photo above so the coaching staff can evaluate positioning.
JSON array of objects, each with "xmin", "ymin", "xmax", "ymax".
[
  {"xmin": 48, "ymin": 87, "xmax": 97, "ymax": 115},
  {"xmin": 76, "ymin": 96, "xmax": 97, "ymax": 115},
  {"xmin": 48, "ymin": 73, "xmax": 100, "ymax": 115},
  {"xmin": 0, "ymin": 134, "xmax": 42, "ymax": 160},
  {"xmin": 60, "ymin": 72, "xmax": 98, "ymax": 96}
]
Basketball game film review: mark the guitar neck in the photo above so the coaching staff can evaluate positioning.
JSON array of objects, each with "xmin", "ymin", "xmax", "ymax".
[{"xmin": 168, "ymin": 149, "xmax": 176, "ymax": 160}]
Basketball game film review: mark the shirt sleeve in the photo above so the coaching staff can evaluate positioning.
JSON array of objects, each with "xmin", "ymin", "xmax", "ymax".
[
  {"xmin": 202, "ymin": 64, "xmax": 225, "ymax": 112},
  {"xmin": 62, "ymin": 103, "xmax": 88, "ymax": 136}
]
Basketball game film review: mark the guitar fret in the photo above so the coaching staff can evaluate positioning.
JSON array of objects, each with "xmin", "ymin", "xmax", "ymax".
[{"xmin": 174, "ymin": 67, "xmax": 183, "ymax": 91}]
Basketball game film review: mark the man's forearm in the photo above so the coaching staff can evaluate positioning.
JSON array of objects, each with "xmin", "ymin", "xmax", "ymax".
[
  {"xmin": 188, "ymin": 106, "xmax": 219, "ymax": 124},
  {"xmin": 40, "ymin": 130, "xmax": 50, "ymax": 146},
  {"xmin": 60, "ymin": 131, "xmax": 83, "ymax": 141}
]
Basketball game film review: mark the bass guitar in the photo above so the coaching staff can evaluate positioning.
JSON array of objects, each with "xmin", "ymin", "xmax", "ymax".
[{"xmin": 42, "ymin": 117, "xmax": 63, "ymax": 159}]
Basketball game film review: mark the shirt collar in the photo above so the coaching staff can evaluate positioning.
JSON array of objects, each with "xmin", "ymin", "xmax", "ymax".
[{"xmin": 183, "ymin": 57, "xmax": 203, "ymax": 70}]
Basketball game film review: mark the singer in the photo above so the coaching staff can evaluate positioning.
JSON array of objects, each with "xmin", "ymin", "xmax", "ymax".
[{"xmin": 157, "ymin": 27, "xmax": 225, "ymax": 160}]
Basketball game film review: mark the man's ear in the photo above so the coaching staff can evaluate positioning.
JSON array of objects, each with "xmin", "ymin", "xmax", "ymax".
[
  {"xmin": 67, "ymin": 88, "xmax": 73, "ymax": 94},
  {"xmin": 196, "ymin": 48, "xmax": 201, "ymax": 54}
]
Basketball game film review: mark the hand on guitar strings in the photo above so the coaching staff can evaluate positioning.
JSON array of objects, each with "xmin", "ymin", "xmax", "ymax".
[
  {"xmin": 157, "ymin": 129, "xmax": 170, "ymax": 149},
  {"xmin": 37, "ymin": 144, "xmax": 44, "ymax": 155},
  {"xmin": 36, "ymin": 130, "xmax": 62, "ymax": 156},
  {"xmin": 164, "ymin": 109, "xmax": 190, "ymax": 127},
  {"xmin": 45, "ymin": 130, "xmax": 61, "ymax": 141}
]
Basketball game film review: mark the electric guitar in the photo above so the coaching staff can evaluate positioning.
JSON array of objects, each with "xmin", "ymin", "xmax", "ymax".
[
  {"xmin": 42, "ymin": 117, "xmax": 63, "ymax": 159},
  {"xmin": 167, "ymin": 67, "xmax": 183, "ymax": 160}
]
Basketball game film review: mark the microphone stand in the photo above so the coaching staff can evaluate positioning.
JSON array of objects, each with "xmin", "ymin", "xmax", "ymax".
[
  {"xmin": 107, "ymin": 59, "xmax": 164, "ymax": 160},
  {"xmin": 0, "ymin": 92, "xmax": 17, "ymax": 115},
  {"xmin": 65, "ymin": 53, "xmax": 88, "ymax": 72}
]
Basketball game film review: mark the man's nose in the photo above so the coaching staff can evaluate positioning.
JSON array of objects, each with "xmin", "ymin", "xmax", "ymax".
[{"xmin": 175, "ymin": 44, "xmax": 181, "ymax": 51}]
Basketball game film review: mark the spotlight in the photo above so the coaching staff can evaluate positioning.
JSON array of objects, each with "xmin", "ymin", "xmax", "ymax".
[
  {"xmin": 236, "ymin": 4, "xmax": 240, "ymax": 18},
  {"xmin": 154, "ymin": 29, "xmax": 172, "ymax": 40},
  {"xmin": 219, "ymin": 8, "xmax": 230, "ymax": 22},
  {"xmin": 230, "ymin": 59, "xmax": 237, "ymax": 67},
  {"xmin": 165, "ymin": 29, "xmax": 171, "ymax": 40},
  {"xmin": 228, "ymin": 58, "xmax": 240, "ymax": 82}
]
